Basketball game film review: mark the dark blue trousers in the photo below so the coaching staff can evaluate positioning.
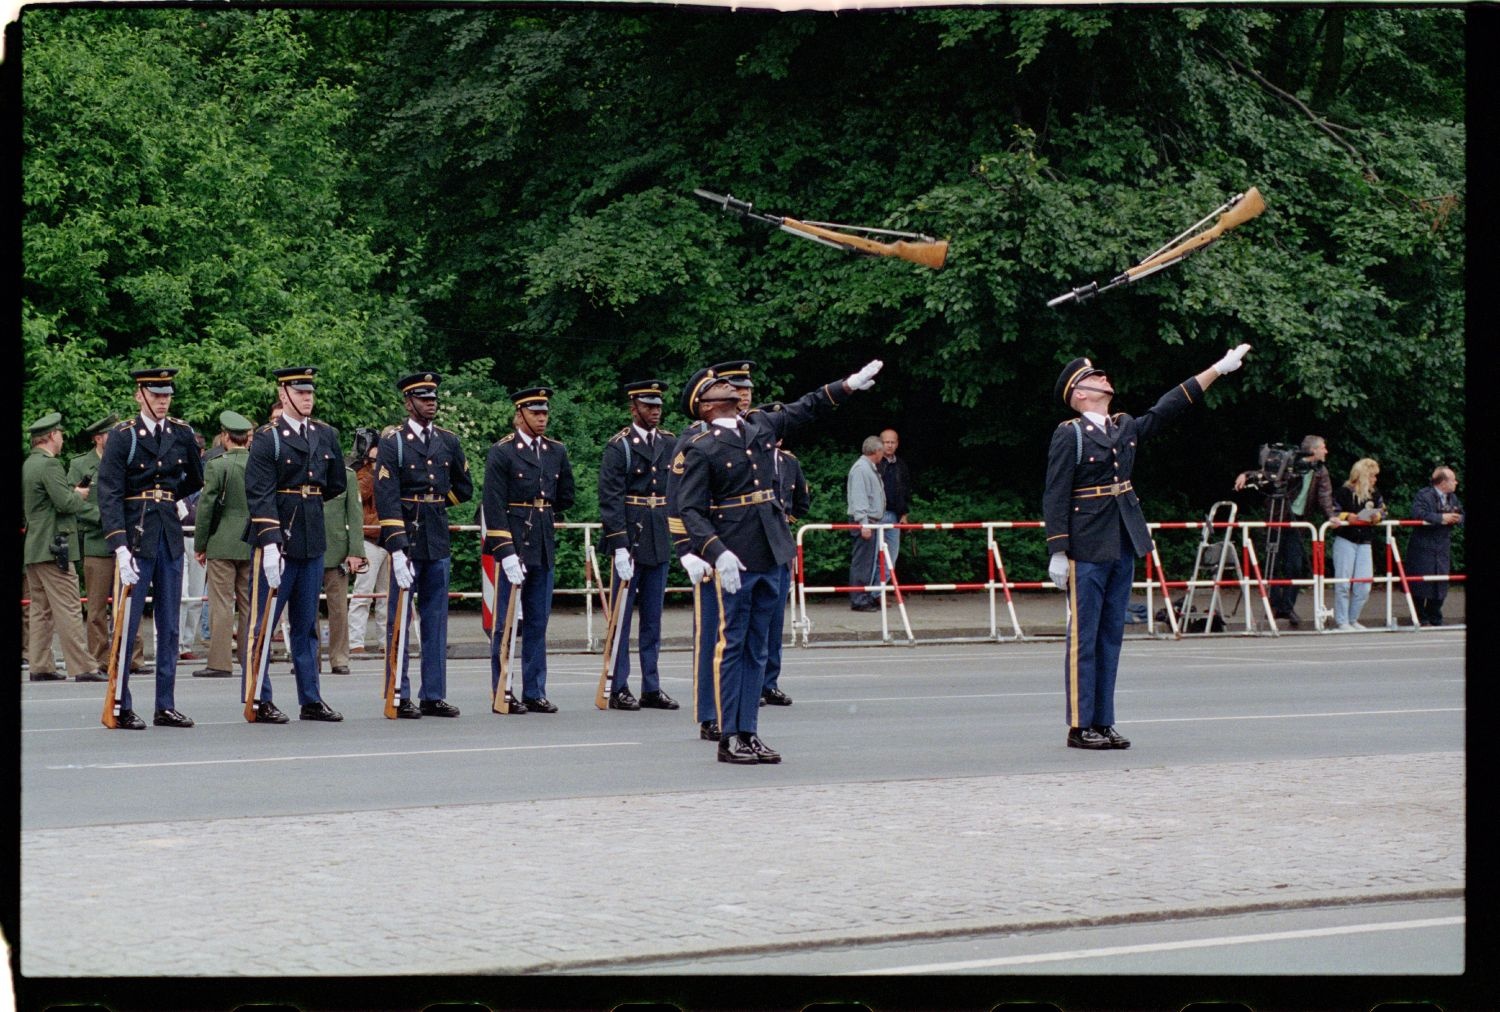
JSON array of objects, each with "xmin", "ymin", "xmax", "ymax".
[
  {"xmin": 490, "ymin": 566, "xmax": 553, "ymax": 701},
  {"xmin": 716, "ymin": 569, "xmax": 779, "ymax": 736},
  {"xmin": 1063, "ymin": 552, "xmax": 1135, "ymax": 728},
  {"xmin": 761, "ymin": 562, "xmax": 792, "ymax": 693},
  {"xmin": 120, "ymin": 529, "xmax": 181, "ymax": 712},
  {"xmin": 608, "ymin": 560, "xmax": 667, "ymax": 695},
  {"xmin": 387, "ymin": 557, "xmax": 451, "ymax": 701},
  {"xmin": 244, "ymin": 552, "xmax": 326, "ymax": 707},
  {"xmin": 693, "ymin": 579, "xmax": 722, "ymax": 724}
]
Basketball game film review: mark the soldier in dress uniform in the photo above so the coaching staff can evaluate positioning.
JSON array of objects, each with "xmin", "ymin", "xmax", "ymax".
[
  {"xmin": 96, "ymin": 369, "xmax": 205, "ymax": 728},
  {"xmin": 240, "ymin": 366, "xmax": 345, "ymax": 724},
  {"xmin": 23, "ymin": 413, "xmax": 96, "ymax": 682},
  {"xmin": 667, "ymin": 361, "xmax": 754, "ymax": 742},
  {"xmin": 191, "ymin": 411, "xmax": 256, "ymax": 678},
  {"xmin": 598, "ymin": 379, "xmax": 679, "ymax": 711},
  {"xmin": 669, "ymin": 358, "xmax": 883, "ymax": 764},
  {"xmin": 761, "ymin": 427, "xmax": 809, "ymax": 707},
  {"xmin": 374, "ymin": 371, "xmax": 472, "ymax": 717},
  {"xmin": 482, "ymin": 386, "xmax": 576, "ymax": 713},
  {"xmin": 68, "ymin": 412, "xmax": 145, "ymax": 677},
  {"xmin": 1044, "ymin": 345, "xmax": 1249, "ymax": 750}
]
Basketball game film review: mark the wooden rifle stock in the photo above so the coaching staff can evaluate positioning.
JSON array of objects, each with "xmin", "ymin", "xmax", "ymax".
[
  {"xmin": 491, "ymin": 582, "xmax": 522, "ymax": 713},
  {"xmin": 1125, "ymin": 187, "xmax": 1265, "ymax": 279},
  {"xmin": 383, "ymin": 586, "xmax": 411, "ymax": 718},
  {"xmin": 243, "ymin": 547, "xmax": 278, "ymax": 722},
  {"xmin": 780, "ymin": 218, "xmax": 949, "ymax": 269},
  {"xmin": 595, "ymin": 568, "xmax": 632, "ymax": 710},
  {"xmin": 100, "ymin": 565, "xmax": 129, "ymax": 728}
]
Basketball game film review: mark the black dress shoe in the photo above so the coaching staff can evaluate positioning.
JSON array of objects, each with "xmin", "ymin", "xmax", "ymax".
[
  {"xmin": 419, "ymin": 699, "xmax": 460, "ymax": 718},
  {"xmin": 153, "ymin": 708, "xmax": 195, "ymax": 728},
  {"xmin": 522, "ymin": 696, "xmax": 558, "ymax": 714},
  {"xmin": 744, "ymin": 733, "xmax": 782, "ymax": 764},
  {"xmin": 717, "ymin": 735, "xmax": 759, "ymax": 764},
  {"xmin": 608, "ymin": 689, "xmax": 640, "ymax": 711},
  {"xmin": 640, "ymin": 690, "xmax": 679, "ymax": 710},
  {"xmin": 1066, "ymin": 727, "xmax": 1112, "ymax": 750},
  {"xmin": 499, "ymin": 693, "xmax": 528, "ymax": 714},
  {"xmin": 28, "ymin": 671, "xmax": 65, "ymax": 682},
  {"xmin": 299, "ymin": 701, "xmax": 344, "ymax": 722},
  {"xmin": 760, "ymin": 687, "xmax": 793, "ymax": 706},
  {"xmin": 1092, "ymin": 725, "xmax": 1131, "ymax": 749},
  {"xmin": 850, "ymin": 601, "xmax": 879, "ymax": 612},
  {"xmin": 75, "ymin": 670, "xmax": 108, "ymax": 682},
  {"xmin": 699, "ymin": 720, "xmax": 721, "ymax": 741},
  {"xmin": 254, "ymin": 700, "xmax": 290, "ymax": 724},
  {"xmin": 330, "ymin": 665, "xmax": 351, "ymax": 675},
  {"xmin": 191, "ymin": 666, "xmax": 234, "ymax": 678},
  {"xmin": 395, "ymin": 698, "xmax": 422, "ymax": 719},
  {"xmin": 114, "ymin": 709, "xmax": 147, "ymax": 730}
]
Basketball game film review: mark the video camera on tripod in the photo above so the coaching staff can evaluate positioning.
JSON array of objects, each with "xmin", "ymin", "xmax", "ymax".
[{"xmin": 1240, "ymin": 442, "xmax": 1314, "ymax": 496}]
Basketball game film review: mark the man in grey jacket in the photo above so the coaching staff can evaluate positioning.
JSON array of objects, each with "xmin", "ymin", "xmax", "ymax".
[{"xmin": 846, "ymin": 435, "xmax": 886, "ymax": 611}]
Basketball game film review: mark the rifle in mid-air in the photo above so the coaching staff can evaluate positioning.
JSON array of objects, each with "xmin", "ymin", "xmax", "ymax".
[
  {"xmin": 694, "ymin": 189, "xmax": 948, "ymax": 269},
  {"xmin": 1047, "ymin": 187, "xmax": 1265, "ymax": 307}
]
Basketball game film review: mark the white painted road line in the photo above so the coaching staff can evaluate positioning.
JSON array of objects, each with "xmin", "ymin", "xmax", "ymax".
[
  {"xmin": 44, "ymin": 740, "xmax": 640, "ymax": 770},
  {"xmin": 841, "ymin": 916, "xmax": 1465, "ymax": 974}
]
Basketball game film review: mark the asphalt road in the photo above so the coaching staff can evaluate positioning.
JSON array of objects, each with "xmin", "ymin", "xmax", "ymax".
[
  {"xmin": 18, "ymin": 629, "xmax": 1468, "ymax": 1008},
  {"xmin": 22, "ymin": 634, "xmax": 1463, "ymax": 829}
]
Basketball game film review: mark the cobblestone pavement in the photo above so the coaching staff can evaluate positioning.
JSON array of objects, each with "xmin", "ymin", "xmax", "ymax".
[{"xmin": 20, "ymin": 750, "xmax": 1462, "ymax": 977}]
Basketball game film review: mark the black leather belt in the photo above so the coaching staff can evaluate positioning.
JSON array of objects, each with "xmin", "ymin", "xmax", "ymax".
[
  {"xmin": 1072, "ymin": 481, "xmax": 1133, "ymax": 499},
  {"xmin": 712, "ymin": 489, "xmax": 776, "ymax": 509}
]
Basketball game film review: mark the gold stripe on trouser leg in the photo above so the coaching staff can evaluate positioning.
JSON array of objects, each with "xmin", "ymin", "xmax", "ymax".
[
  {"xmin": 712, "ymin": 574, "xmax": 727, "ymax": 729},
  {"xmin": 1066, "ymin": 558, "xmax": 1080, "ymax": 727},
  {"xmin": 691, "ymin": 583, "xmax": 701, "ymax": 711}
]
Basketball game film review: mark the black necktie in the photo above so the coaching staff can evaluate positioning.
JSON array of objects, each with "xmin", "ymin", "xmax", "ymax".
[{"xmin": 418, "ymin": 427, "xmax": 430, "ymax": 451}]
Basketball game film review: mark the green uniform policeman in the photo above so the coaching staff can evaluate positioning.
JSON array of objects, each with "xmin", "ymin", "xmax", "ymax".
[
  {"xmin": 23, "ymin": 413, "xmax": 97, "ymax": 681},
  {"xmin": 191, "ymin": 411, "xmax": 256, "ymax": 678}
]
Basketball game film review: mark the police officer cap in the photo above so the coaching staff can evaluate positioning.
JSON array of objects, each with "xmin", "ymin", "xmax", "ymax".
[
  {"xmin": 273, "ymin": 366, "xmax": 318, "ymax": 391},
  {"xmin": 680, "ymin": 366, "xmax": 739, "ymax": 417},
  {"xmin": 219, "ymin": 410, "xmax": 255, "ymax": 434},
  {"xmin": 131, "ymin": 368, "xmax": 178, "ymax": 394},
  {"xmin": 1055, "ymin": 357, "xmax": 1105, "ymax": 408},
  {"xmin": 511, "ymin": 386, "xmax": 552, "ymax": 411},
  {"xmin": 622, "ymin": 379, "xmax": 667, "ymax": 405},
  {"xmin": 397, "ymin": 372, "xmax": 441, "ymax": 399},
  {"xmin": 81, "ymin": 412, "xmax": 119, "ymax": 438},
  {"xmin": 28, "ymin": 411, "xmax": 63, "ymax": 436},
  {"xmin": 708, "ymin": 360, "xmax": 755, "ymax": 389}
]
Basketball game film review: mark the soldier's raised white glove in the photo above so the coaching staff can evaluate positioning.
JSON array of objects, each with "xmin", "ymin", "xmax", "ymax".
[
  {"xmin": 262, "ymin": 543, "xmax": 284, "ymax": 590},
  {"xmin": 391, "ymin": 549, "xmax": 415, "ymax": 590},
  {"xmin": 501, "ymin": 554, "xmax": 526, "ymax": 586},
  {"xmin": 176, "ymin": 499, "xmax": 190, "ymax": 521},
  {"xmin": 715, "ymin": 550, "xmax": 746, "ymax": 595},
  {"xmin": 114, "ymin": 546, "xmax": 140, "ymax": 587},
  {"xmin": 1212, "ymin": 343, "xmax": 1252, "ymax": 375},
  {"xmin": 681, "ymin": 553, "xmax": 712, "ymax": 585},
  {"xmin": 1048, "ymin": 552, "xmax": 1070, "ymax": 591},
  {"xmin": 845, "ymin": 359, "xmax": 884, "ymax": 391},
  {"xmin": 613, "ymin": 548, "xmax": 635, "ymax": 582}
]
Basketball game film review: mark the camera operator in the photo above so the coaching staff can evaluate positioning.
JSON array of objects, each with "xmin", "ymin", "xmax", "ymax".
[
  {"xmin": 1233, "ymin": 434, "xmax": 1337, "ymax": 626},
  {"xmin": 22, "ymin": 413, "xmax": 98, "ymax": 681}
]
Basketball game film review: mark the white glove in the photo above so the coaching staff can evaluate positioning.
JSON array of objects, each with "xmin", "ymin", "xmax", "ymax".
[
  {"xmin": 715, "ymin": 550, "xmax": 746, "ymax": 595},
  {"xmin": 501, "ymin": 554, "xmax": 526, "ymax": 586},
  {"xmin": 1213, "ymin": 343, "xmax": 1251, "ymax": 375},
  {"xmin": 1356, "ymin": 506, "xmax": 1380, "ymax": 523},
  {"xmin": 681, "ymin": 553, "xmax": 712, "ymax": 585},
  {"xmin": 114, "ymin": 546, "xmax": 140, "ymax": 587},
  {"xmin": 845, "ymin": 359, "xmax": 884, "ymax": 391},
  {"xmin": 1048, "ymin": 552, "xmax": 1070, "ymax": 591},
  {"xmin": 613, "ymin": 548, "xmax": 635, "ymax": 582},
  {"xmin": 391, "ymin": 549, "xmax": 415, "ymax": 590},
  {"xmin": 262, "ymin": 543, "xmax": 284, "ymax": 590},
  {"xmin": 176, "ymin": 499, "xmax": 190, "ymax": 521}
]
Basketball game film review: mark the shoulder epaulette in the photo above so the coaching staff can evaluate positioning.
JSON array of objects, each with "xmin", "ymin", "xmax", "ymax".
[
  {"xmin": 168, "ymin": 416, "xmax": 189, "ymax": 426},
  {"xmin": 780, "ymin": 449, "xmax": 799, "ymax": 461},
  {"xmin": 434, "ymin": 424, "xmax": 457, "ymax": 436},
  {"xmin": 608, "ymin": 426, "xmax": 631, "ymax": 444},
  {"xmin": 657, "ymin": 428, "xmax": 675, "ymax": 438},
  {"xmin": 497, "ymin": 433, "xmax": 516, "ymax": 445},
  {"xmin": 686, "ymin": 429, "xmax": 713, "ymax": 445}
]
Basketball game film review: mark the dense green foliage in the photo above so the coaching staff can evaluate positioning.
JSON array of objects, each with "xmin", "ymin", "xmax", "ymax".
[{"xmin": 21, "ymin": 7, "xmax": 1466, "ymax": 590}]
